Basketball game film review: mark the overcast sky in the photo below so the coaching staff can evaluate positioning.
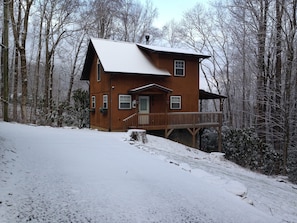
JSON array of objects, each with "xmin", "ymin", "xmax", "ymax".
[{"xmin": 139, "ymin": 0, "xmax": 209, "ymax": 28}]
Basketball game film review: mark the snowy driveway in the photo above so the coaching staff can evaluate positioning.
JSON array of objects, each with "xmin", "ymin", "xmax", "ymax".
[{"xmin": 0, "ymin": 122, "xmax": 291, "ymax": 222}]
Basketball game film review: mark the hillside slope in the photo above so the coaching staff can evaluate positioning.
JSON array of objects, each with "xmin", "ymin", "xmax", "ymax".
[{"xmin": 0, "ymin": 122, "xmax": 296, "ymax": 222}]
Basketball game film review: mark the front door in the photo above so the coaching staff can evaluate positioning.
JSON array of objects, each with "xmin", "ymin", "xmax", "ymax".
[{"xmin": 139, "ymin": 96, "xmax": 150, "ymax": 125}]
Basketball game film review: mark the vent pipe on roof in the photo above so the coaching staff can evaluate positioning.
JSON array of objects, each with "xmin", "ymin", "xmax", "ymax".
[{"xmin": 145, "ymin": 34, "xmax": 150, "ymax": 45}]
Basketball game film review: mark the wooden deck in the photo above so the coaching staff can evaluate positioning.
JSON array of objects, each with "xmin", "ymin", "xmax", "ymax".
[{"xmin": 123, "ymin": 112, "xmax": 223, "ymax": 151}]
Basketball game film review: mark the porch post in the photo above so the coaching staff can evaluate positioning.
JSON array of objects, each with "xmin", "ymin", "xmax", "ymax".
[
  {"xmin": 218, "ymin": 113, "xmax": 223, "ymax": 152},
  {"xmin": 165, "ymin": 93, "xmax": 169, "ymax": 138},
  {"xmin": 136, "ymin": 94, "xmax": 139, "ymax": 128},
  {"xmin": 218, "ymin": 126, "xmax": 222, "ymax": 152},
  {"xmin": 192, "ymin": 132, "xmax": 196, "ymax": 148}
]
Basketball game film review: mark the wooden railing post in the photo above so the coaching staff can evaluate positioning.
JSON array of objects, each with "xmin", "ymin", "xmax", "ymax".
[
  {"xmin": 218, "ymin": 112, "xmax": 223, "ymax": 152},
  {"xmin": 124, "ymin": 112, "xmax": 223, "ymax": 151}
]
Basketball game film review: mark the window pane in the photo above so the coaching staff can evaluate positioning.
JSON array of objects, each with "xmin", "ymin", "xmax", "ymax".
[
  {"xmin": 170, "ymin": 96, "xmax": 181, "ymax": 109},
  {"xmin": 175, "ymin": 69, "xmax": 184, "ymax": 76},
  {"xmin": 91, "ymin": 96, "xmax": 96, "ymax": 108},
  {"xmin": 176, "ymin": 61, "xmax": 184, "ymax": 68},
  {"xmin": 171, "ymin": 103, "xmax": 180, "ymax": 109},
  {"xmin": 174, "ymin": 60, "xmax": 185, "ymax": 76},
  {"xmin": 119, "ymin": 95, "xmax": 131, "ymax": 109},
  {"xmin": 97, "ymin": 59, "xmax": 101, "ymax": 81},
  {"xmin": 103, "ymin": 95, "xmax": 108, "ymax": 109},
  {"xmin": 139, "ymin": 98, "xmax": 147, "ymax": 110},
  {"xmin": 120, "ymin": 103, "xmax": 131, "ymax": 109}
]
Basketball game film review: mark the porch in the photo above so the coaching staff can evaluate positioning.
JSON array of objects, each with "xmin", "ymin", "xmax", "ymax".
[{"xmin": 123, "ymin": 112, "xmax": 223, "ymax": 151}]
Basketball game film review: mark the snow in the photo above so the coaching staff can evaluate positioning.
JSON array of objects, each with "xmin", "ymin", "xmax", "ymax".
[
  {"xmin": 129, "ymin": 83, "xmax": 172, "ymax": 93},
  {"xmin": 137, "ymin": 43, "xmax": 210, "ymax": 58},
  {"xmin": 91, "ymin": 38, "xmax": 170, "ymax": 76},
  {"xmin": 1, "ymin": 122, "xmax": 296, "ymax": 222}
]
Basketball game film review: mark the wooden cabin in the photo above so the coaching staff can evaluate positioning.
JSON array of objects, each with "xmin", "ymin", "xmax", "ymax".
[{"xmin": 81, "ymin": 38, "xmax": 225, "ymax": 150}]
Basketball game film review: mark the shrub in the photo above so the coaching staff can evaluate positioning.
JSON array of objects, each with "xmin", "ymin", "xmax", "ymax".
[
  {"xmin": 288, "ymin": 149, "xmax": 297, "ymax": 183},
  {"xmin": 223, "ymin": 128, "xmax": 282, "ymax": 175}
]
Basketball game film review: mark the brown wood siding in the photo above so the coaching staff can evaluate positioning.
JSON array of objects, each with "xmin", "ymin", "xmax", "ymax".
[
  {"xmin": 89, "ymin": 53, "xmax": 200, "ymax": 131},
  {"xmin": 89, "ymin": 56, "xmax": 111, "ymax": 130},
  {"xmin": 109, "ymin": 74, "xmax": 168, "ymax": 130},
  {"xmin": 149, "ymin": 53, "xmax": 199, "ymax": 112}
]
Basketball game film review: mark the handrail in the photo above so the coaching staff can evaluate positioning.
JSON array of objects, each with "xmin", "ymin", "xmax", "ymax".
[
  {"xmin": 123, "ymin": 112, "xmax": 222, "ymax": 130},
  {"xmin": 123, "ymin": 113, "xmax": 137, "ymax": 122}
]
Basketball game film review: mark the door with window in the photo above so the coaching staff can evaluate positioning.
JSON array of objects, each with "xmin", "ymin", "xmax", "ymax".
[{"xmin": 139, "ymin": 96, "xmax": 150, "ymax": 125}]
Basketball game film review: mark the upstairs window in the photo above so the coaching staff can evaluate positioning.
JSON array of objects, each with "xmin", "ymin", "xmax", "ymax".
[
  {"xmin": 97, "ymin": 59, "xmax": 101, "ymax": 81},
  {"xmin": 91, "ymin": 96, "xmax": 96, "ymax": 108},
  {"xmin": 119, "ymin": 95, "xmax": 132, "ymax": 109},
  {"xmin": 170, "ymin": 96, "xmax": 181, "ymax": 109},
  {"xmin": 103, "ymin": 95, "xmax": 108, "ymax": 109},
  {"xmin": 174, "ymin": 60, "xmax": 185, "ymax": 76}
]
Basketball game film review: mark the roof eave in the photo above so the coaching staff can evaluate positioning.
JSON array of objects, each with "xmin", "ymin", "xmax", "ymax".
[
  {"xmin": 129, "ymin": 83, "xmax": 173, "ymax": 94},
  {"xmin": 104, "ymin": 71, "xmax": 171, "ymax": 77},
  {"xmin": 137, "ymin": 44, "xmax": 211, "ymax": 59},
  {"xmin": 80, "ymin": 40, "xmax": 95, "ymax": 81},
  {"xmin": 199, "ymin": 89, "xmax": 227, "ymax": 99}
]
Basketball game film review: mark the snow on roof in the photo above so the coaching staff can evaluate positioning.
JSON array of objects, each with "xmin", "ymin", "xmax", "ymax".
[
  {"xmin": 137, "ymin": 44, "xmax": 210, "ymax": 58},
  {"xmin": 91, "ymin": 38, "xmax": 171, "ymax": 76},
  {"xmin": 129, "ymin": 83, "xmax": 173, "ymax": 93}
]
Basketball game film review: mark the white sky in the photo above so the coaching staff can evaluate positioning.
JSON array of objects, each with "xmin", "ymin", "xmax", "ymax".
[{"xmin": 140, "ymin": 0, "xmax": 209, "ymax": 28}]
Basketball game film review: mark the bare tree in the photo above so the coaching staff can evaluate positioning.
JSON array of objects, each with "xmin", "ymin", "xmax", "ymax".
[
  {"xmin": 181, "ymin": 3, "xmax": 237, "ymax": 122},
  {"xmin": 2, "ymin": 0, "xmax": 9, "ymax": 122},
  {"xmin": 162, "ymin": 20, "xmax": 182, "ymax": 47},
  {"xmin": 42, "ymin": 0, "xmax": 79, "ymax": 123},
  {"xmin": 252, "ymin": 0, "xmax": 270, "ymax": 141},
  {"xmin": 114, "ymin": 0, "xmax": 159, "ymax": 43},
  {"xmin": 29, "ymin": 0, "xmax": 47, "ymax": 123},
  {"xmin": 66, "ymin": 32, "xmax": 86, "ymax": 104},
  {"xmin": 282, "ymin": 0, "xmax": 297, "ymax": 170},
  {"xmin": 86, "ymin": 0, "xmax": 123, "ymax": 39},
  {"xmin": 9, "ymin": 0, "xmax": 33, "ymax": 123}
]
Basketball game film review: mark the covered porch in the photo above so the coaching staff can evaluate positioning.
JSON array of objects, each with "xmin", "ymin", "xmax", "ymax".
[
  {"xmin": 123, "ymin": 111, "xmax": 223, "ymax": 150},
  {"xmin": 124, "ymin": 85, "xmax": 226, "ymax": 151}
]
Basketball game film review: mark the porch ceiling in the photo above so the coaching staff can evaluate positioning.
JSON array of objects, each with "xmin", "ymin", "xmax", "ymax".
[
  {"xmin": 199, "ymin": 89, "xmax": 227, "ymax": 100},
  {"xmin": 129, "ymin": 83, "xmax": 173, "ymax": 94}
]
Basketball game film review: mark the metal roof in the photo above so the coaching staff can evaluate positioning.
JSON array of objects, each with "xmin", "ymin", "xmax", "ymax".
[
  {"xmin": 81, "ymin": 38, "xmax": 211, "ymax": 80},
  {"xmin": 81, "ymin": 38, "xmax": 171, "ymax": 80},
  {"xmin": 137, "ymin": 44, "xmax": 211, "ymax": 59},
  {"xmin": 199, "ymin": 90, "xmax": 227, "ymax": 100}
]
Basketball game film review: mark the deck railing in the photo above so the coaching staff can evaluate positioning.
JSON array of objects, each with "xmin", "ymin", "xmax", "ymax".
[{"xmin": 123, "ymin": 112, "xmax": 222, "ymax": 130}]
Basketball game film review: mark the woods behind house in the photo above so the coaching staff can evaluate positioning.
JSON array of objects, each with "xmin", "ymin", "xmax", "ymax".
[{"xmin": 1, "ymin": 0, "xmax": 297, "ymax": 182}]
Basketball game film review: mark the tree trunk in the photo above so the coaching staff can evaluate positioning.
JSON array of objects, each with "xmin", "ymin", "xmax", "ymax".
[
  {"xmin": 255, "ymin": 0, "xmax": 269, "ymax": 141},
  {"xmin": 2, "ymin": 0, "xmax": 9, "ymax": 122},
  {"xmin": 67, "ymin": 34, "xmax": 85, "ymax": 104},
  {"xmin": 33, "ymin": 2, "xmax": 46, "ymax": 123},
  {"xmin": 9, "ymin": 0, "xmax": 33, "ymax": 123},
  {"xmin": 13, "ymin": 48, "xmax": 18, "ymax": 121}
]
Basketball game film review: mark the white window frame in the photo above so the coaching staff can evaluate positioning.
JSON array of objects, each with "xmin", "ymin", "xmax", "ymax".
[
  {"xmin": 174, "ymin": 60, "xmax": 185, "ymax": 76},
  {"xmin": 170, "ymin": 96, "xmax": 181, "ymax": 109},
  {"xmin": 97, "ymin": 59, "xmax": 101, "ymax": 81},
  {"xmin": 119, "ymin": 95, "xmax": 132, "ymax": 109},
  {"xmin": 91, "ymin": 96, "xmax": 96, "ymax": 108},
  {"xmin": 103, "ymin": 94, "xmax": 108, "ymax": 109}
]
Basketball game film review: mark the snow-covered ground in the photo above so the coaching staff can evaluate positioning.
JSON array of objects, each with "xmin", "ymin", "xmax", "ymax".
[{"xmin": 0, "ymin": 122, "xmax": 296, "ymax": 223}]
